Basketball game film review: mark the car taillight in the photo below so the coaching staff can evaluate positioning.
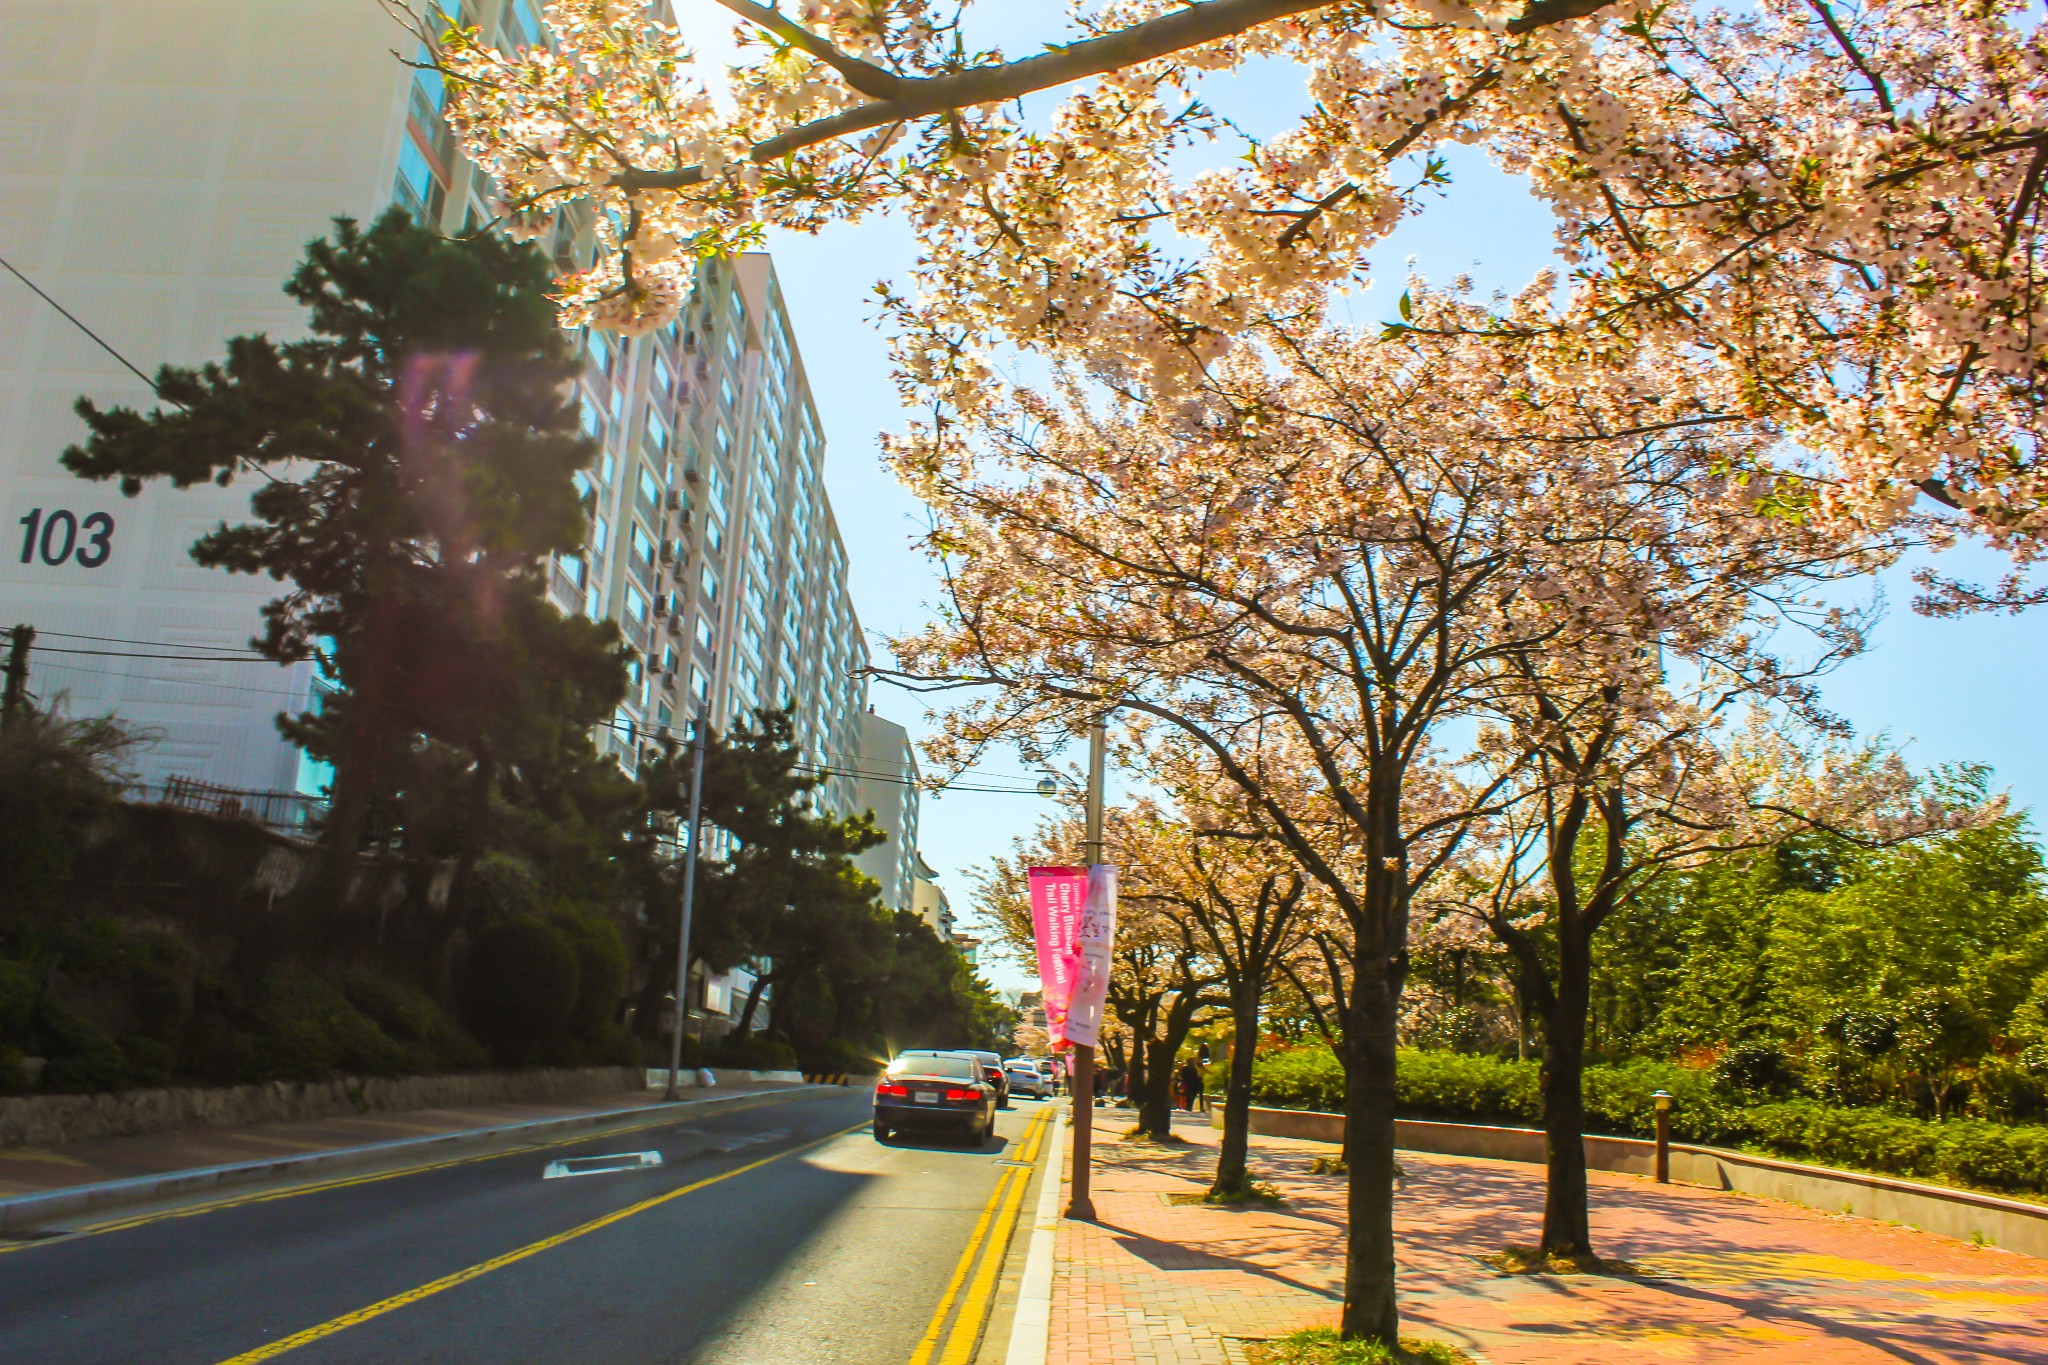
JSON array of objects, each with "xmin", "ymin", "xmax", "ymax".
[
  {"xmin": 876, "ymin": 1082, "xmax": 909, "ymax": 1097},
  {"xmin": 944, "ymin": 1087, "xmax": 980, "ymax": 1101}
]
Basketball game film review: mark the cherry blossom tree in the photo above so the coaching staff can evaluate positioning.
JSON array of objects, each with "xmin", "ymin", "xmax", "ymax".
[
  {"xmin": 422, "ymin": 0, "xmax": 2048, "ymax": 582},
  {"xmin": 1450, "ymin": 693, "xmax": 2003, "ymax": 1262},
  {"xmin": 882, "ymin": 285, "xmax": 1822, "ymax": 1342}
]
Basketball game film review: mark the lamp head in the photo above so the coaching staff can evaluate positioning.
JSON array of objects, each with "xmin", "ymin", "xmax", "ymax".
[
  {"xmin": 1652, "ymin": 1088, "xmax": 1673, "ymax": 1112},
  {"xmin": 1035, "ymin": 775, "xmax": 1059, "ymax": 798}
]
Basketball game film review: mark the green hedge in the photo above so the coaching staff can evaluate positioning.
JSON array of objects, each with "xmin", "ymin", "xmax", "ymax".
[{"xmin": 1242, "ymin": 1046, "xmax": 2048, "ymax": 1197}]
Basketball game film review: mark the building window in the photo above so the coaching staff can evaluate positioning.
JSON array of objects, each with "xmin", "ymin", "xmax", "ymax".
[
  {"xmin": 557, "ymin": 552, "xmax": 584, "ymax": 586},
  {"xmin": 392, "ymin": 135, "xmax": 444, "ymax": 224},
  {"xmin": 624, "ymin": 585, "xmax": 649, "ymax": 625}
]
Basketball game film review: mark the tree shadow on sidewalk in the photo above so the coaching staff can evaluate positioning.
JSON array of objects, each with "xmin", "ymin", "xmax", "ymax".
[{"xmin": 1097, "ymin": 1220, "xmax": 1344, "ymax": 1302}]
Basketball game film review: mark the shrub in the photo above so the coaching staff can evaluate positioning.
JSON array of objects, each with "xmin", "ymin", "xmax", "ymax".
[
  {"xmin": 1395, "ymin": 1050, "xmax": 1540, "ymax": 1124},
  {"xmin": 1244, "ymin": 1043, "xmax": 2048, "ymax": 1197},
  {"xmin": 796, "ymin": 1038, "xmax": 878, "ymax": 1075},
  {"xmin": 36, "ymin": 999, "xmax": 130, "ymax": 1092},
  {"xmin": 340, "ymin": 971, "xmax": 485, "ymax": 1072},
  {"xmin": 547, "ymin": 904, "xmax": 628, "ymax": 1040},
  {"xmin": 252, "ymin": 967, "xmax": 404, "ymax": 1080},
  {"xmin": 461, "ymin": 917, "xmax": 579, "ymax": 1049},
  {"xmin": 1246, "ymin": 1043, "xmax": 1347, "ymax": 1112},
  {"xmin": 708, "ymin": 1036, "xmax": 799, "ymax": 1071},
  {"xmin": 0, "ymin": 958, "xmax": 35, "ymax": 1044}
]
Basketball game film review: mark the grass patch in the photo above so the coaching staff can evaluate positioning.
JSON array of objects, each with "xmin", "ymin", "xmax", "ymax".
[
  {"xmin": 1309, "ymin": 1155, "xmax": 1346, "ymax": 1175},
  {"xmin": 1123, "ymin": 1124, "xmax": 1190, "ymax": 1145},
  {"xmin": 1168, "ymin": 1178, "xmax": 1287, "ymax": 1208},
  {"xmin": 1484, "ymin": 1244, "xmax": 1641, "ymax": 1277},
  {"xmin": 1244, "ymin": 1326, "xmax": 1474, "ymax": 1364}
]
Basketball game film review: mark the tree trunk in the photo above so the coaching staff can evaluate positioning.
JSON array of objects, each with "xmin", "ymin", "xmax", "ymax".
[
  {"xmin": 734, "ymin": 967, "xmax": 772, "ymax": 1037},
  {"xmin": 1539, "ymin": 921, "xmax": 1595, "ymax": 1259},
  {"xmin": 634, "ymin": 935, "xmax": 681, "ymax": 1042},
  {"xmin": 1339, "ymin": 958, "xmax": 1401, "ymax": 1345},
  {"xmin": 309, "ymin": 595, "xmax": 400, "ymax": 915},
  {"xmin": 1136, "ymin": 1029, "xmax": 1174, "ymax": 1135},
  {"xmin": 1139, "ymin": 990, "xmax": 1207, "ymax": 1137},
  {"xmin": 419, "ymin": 748, "xmax": 495, "ymax": 1002},
  {"xmin": 1212, "ymin": 978, "xmax": 1261, "ymax": 1197}
]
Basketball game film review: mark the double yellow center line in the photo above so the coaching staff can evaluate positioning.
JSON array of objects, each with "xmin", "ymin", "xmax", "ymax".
[
  {"xmin": 906, "ymin": 1104, "xmax": 1055, "ymax": 1365},
  {"xmin": 207, "ymin": 1104, "xmax": 1056, "ymax": 1365}
]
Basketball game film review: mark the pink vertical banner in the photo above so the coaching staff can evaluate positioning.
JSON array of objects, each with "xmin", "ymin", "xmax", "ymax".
[
  {"xmin": 1063, "ymin": 864, "xmax": 1118, "ymax": 1048},
  {"xmin": 1029, "ymin": 866, "xmax": 1087, "ymax": 1049}
]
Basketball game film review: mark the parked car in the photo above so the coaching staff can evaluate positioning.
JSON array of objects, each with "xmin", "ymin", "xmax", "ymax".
[
  {"xmin": 873, "ymin": 1053, "xmax": 997, "ymax": 1145},
  {"xmin": 898, "ymin": 1048, "xmax": 1010, "ymax": 1108},
  {"xmin": 960, "ymin": 1049, "xmax": 1012, "ymax": 1108},
  {"xmin": 1004, "ymin": 1060, "xmax": 1051, "ymax": 1099}
]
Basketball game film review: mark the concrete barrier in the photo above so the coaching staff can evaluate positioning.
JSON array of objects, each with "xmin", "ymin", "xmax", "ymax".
[{"xmin": 1213, "ymin": 1103, "xmax": 2048, "ymax": 1260}]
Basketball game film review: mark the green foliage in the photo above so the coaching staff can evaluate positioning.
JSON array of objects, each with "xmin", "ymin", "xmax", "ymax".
[
  {"xmin": 253, "ymin": 967, "xmax": 405, "ymax": 1081},
  {"xmin": 795, "ymin": 1037, "xmax": 879, "ymax": 1075},
  {"xmin": 707, "ymin": 1036, "xmax": 799, "ymax": 1070},
  {"xmin": 0, "ymin": 957, "xmax": 34, "ymax": 1043},
  {"xmin": 547, "ymin": 903, "xmax": 629, "ymax": 1039},
  {"xmin": 339, "ymin": 971, "xmax": 486, "ymax": 1073},
  {"xmin": 0, "ymin": 706, "xmax": 139, "ymax": 916},
  {"xmin": 1245, "ymin": 1044, "xmax": 2048, "ymax": 1196},
  {"xmin": 35, "ymin": 999, "xmax": 130, "ymax": 1093},
  {"xmin": 1249, "ymin": 1327, "xmax": 1473, "ymax": 1365},
  {"xmin": 461, "ymin": 917, "xmax": 580, "ymax": 1051}
]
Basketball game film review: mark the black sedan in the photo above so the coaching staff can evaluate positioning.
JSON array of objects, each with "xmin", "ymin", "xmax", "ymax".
[{"xmin": 873, "ymin": 1053, "xmax": 997, "ymax": 1145}]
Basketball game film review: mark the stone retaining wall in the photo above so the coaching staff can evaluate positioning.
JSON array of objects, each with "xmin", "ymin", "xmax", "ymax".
[
  {"xmin": 1217, "ymin": 1103, "xmax": 2048, "ymax": 1260},
  {"xmin": 0, "ymin": 1066, "xmax": 646, "ymax": 1148}
]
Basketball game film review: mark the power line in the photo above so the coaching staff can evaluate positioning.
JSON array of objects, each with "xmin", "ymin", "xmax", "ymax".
[
  {"xmin": 0, "ymin": 252, "xmax": 163, "ymax": 394},
  {"xmin": 16, "ymin": 633, "xmax": 1048, "ymax": 797},
  {"xmin": 27, "ymin": 628, "xmax": 272, "ymax": 655}
]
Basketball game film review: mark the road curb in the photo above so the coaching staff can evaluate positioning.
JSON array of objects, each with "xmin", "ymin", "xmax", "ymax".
[
  {"xmin": 0, "ymin": 1084, "xmax": 823, "ymax": 1235},
  {"xmin": 1004, "ymin": 1099, "xmax": 1067, "ymax": 1365}
]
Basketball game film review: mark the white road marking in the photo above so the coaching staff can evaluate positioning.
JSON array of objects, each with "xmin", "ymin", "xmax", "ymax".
[{"xmin": 542, "ymin": 1151, "xmax": 664, "ymax": 1179}]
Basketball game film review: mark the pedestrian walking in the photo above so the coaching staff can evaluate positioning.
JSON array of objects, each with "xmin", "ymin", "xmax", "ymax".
[{"xmin": 1175, "ymin": 1059, "xmax": 1203, "ymax": 1112}]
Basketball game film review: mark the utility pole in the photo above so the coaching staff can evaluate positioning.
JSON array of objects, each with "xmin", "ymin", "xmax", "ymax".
[
  {"xmin": 663, "ymin": 706, "xmax": 711, "ymax": 1102},
  {"xmin": 1065, "ymin": 716, "xmax": 1108, "ymax": 1221},
  {"xmin": 1, "ymin": 625, "xmax": 33, "ymax": 731}
]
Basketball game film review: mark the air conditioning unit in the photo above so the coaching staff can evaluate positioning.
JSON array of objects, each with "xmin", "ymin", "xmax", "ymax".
[
  {"xmin": 666, "ymin": 489, "xmax": 683, "ymax": 511},
  {"xmin": 683, "ymin": 466, "xmax": 702, "ymax": 485},
  {"xmin": 659, "ymin": 544, "xmax": 675, "ymax": 565}
]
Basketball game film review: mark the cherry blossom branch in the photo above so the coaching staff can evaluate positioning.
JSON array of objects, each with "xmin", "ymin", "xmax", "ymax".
[
  {"xmin": 710, "ymin": 0, "xmax": 906, "ymax": 100},
  {"xmin": 620, "ymin": 0, "xmax": 1614, "ymax": 192}
]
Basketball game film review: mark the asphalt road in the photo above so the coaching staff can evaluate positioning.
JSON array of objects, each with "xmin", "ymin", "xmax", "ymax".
[{"xmin": 0, "ymin": 1087, "xmax": 1057, "ymax": 1365}]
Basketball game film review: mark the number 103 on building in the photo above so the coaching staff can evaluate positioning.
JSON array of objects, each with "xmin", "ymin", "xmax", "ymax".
[{"xmin": 17, "ymin": 508, "xmax": 115, "ymax": 569}]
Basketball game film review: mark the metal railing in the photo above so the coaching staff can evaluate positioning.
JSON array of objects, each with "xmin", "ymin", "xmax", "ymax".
[{"xmin": 136, "ymin": 776, "xmax": 326, "ymax": 835}]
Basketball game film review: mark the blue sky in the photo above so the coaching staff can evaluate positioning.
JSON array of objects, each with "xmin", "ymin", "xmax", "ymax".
[{"xmin": 674, "ymin": 12, "xmax": 2047, "ymax": 989}]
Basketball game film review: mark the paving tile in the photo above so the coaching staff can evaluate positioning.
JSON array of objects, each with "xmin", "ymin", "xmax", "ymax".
[{"xmin": 1048, "ymin": 1105, "xmax": 2048, "ymax": 1364}]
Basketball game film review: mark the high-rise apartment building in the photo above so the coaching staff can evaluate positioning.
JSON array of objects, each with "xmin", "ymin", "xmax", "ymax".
[
  {"xmin": 852, "ymin": 710, "xmax": 921, "ymax": 915},
  {"xmin": 552, "ymin": 252, "xmax": 872, "ymax": 813}
]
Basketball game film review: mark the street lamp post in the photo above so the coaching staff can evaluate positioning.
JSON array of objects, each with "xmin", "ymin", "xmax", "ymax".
[
  {"xmin": 662, "ymin": 707, "xmax": 710, "ymax": 1103},
  {"xmin": 1652, "ymin": 1089, "xmax": 1673, "ymax": 1183},
  {"xmin": 1065, "ymin": 717, "xmax": 1108, "ymax": 1222}
]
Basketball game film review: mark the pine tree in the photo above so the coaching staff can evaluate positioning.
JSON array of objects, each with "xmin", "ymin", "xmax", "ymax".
[{"xmin": 64, "ymin": 210, "xmax": 622, "ymax": 913}]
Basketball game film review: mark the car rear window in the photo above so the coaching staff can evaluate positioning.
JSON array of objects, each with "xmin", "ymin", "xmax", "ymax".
[{"xmin": 889, "ymin": 1055, "xmax": 976, "ymax": 1080}]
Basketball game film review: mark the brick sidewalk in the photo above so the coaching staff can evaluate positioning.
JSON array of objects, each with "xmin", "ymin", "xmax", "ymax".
[
  {"xmin": 0, "ymin": 1084, "xmax": 789, "ymax": 1199},
  {"xmin": 1048, "ymin": 1107, "xmax": 2048, "ymax": 1365}
]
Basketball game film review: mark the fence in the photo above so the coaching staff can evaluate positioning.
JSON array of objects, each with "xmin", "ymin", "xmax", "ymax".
[{"xmin": 136, "ymin": 776, "xmax": 326, "ymax": 835}]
